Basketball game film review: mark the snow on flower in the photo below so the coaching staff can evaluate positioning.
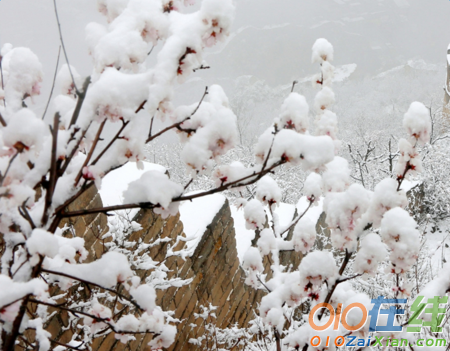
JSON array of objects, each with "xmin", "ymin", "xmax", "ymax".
[
  {"xmin": 354, "ymin": 233, "xmax": 387, "ymax": 277},
  {"xmin": 123, "ymin": 170, "xmax": 183, "ymax": 209},
  {"xmin": 394, "ymin": 138, "xmax": 422, "ymax": 179},
  {"xmin": 314, "ymin": 86, "xmax": 335, "ymax": 112},
  {"xmin": 403, "ymin": 101, "xmax": 432, "ymax": 145},
  {"xmin": 257, "ymin": 228, "xmax": 277, "ymax": 256},
  {"xmin": 380, "ymin": 207, "xmax": 420, "ymax": 274},
  {"xmin": 148, "ymin": 324, "xmax": 177, "ymax": 349},
  {"xmin": 243, "ymin": 199, "xmax": 266, "ymax": 230},
  {"xmin": 3, "ymin": 109, "xmax": 46, "ymax": 153},
  {"xmin": 279, "ymin": 92, "xmax": 309, "ymax": 133},
  {"xmin": 255, "ymin": 175, "xmax": 282, "ymax": 207},
  {"xmin": 315, "ymin": 109, "xmax": 338, "ymax": 140},
  {"xmin": 130, "ymin": 284, "xmax": 157, "ymax": 312},
  {"xmin": 363, "ymin": 178, "xmax": 408, "ymax": 228},
  {"xmin": 323, "ymin": 183, "xmax": 371, "ymax": 251},
  {"xmin": 292, "ymin": 218, "xmax": 316, "ymax": 254},
  {"xmin": 0, "ymin": 45, "xmax": 43, "ymax": 112},
  {"xmin": 84, "ymin": 300, "xmax": 113, "ymax": 333},
  {"xmin": 260, "ymin": 129, "xmax": 335, "ymax": 170},
  {"xmin": 322, "ymin": 156, "xmax": 351, "ymax": 193},
  {"xmin": 243, "ymin": 247, "xmax": 264, "ymax": 273},
  {"xmin": 303, "ymin": 172, "xmax": 323, "ymax": 204},
  {"xmin": 299, "ymin": 251, "xmax": 338, "ymax": 290},
  {"xmin": 312, "ymin": 38, "xmax": 334, "ymax": 63}
]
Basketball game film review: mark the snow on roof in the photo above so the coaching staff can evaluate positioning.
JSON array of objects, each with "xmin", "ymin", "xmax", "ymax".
[
  {"xmin": 179, "ymin": 192, "xmax": 226, "ymax": 257},
  {"xmin": 99, "ymin": 162, "xmax": 166, "ymax": 207}
]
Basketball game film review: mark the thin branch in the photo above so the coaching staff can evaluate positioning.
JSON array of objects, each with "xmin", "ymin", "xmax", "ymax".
[
  {"xmin": 135, "ymin": 100, "xmax": 147, "ymax": 114},
  {"xmin": 41, "ymin": 268, "xmax": 143, "ymax": 311},
  {"xmin": 193, "ymin": 64, "xmax": 210, "ymax": 72},
  {"xmin": 146, "ymin": 86, "xmax": 208, "ymax": 143},
  {"xmin": 74, "ymin": 119, "xmax": 107, "ymax": 186},
  {"xmin": 53, "ymin": 0, "xmax": 78, "ymax": 94},
  {"xmin": 91, "ymin": 120, "xmax": 129, "ymax": 166},
  {"xmin": 183, "ymin": 177, "xmax": 194, "ymax": 191},
  {"xmin": 29, "ymin": 299, "xmax": 112, "ymax": 321},
  {"xmin": 291, "ymin": 80, "xmax": 298, "ymax": 93},
  {"xmin": 337, "ymin": 273, "xmax": 362, "ymax": 284},
  {"xmin": 148, "ymin": 115, "xmax": 155, "ymax": 139},
  {"xmin": 42, "ymin": 46, "xmax": 62, "ymax": 120},
  {"xmin": 68, "ymin": 76, "xmax": 91, "ymax": 128},
  {"xmin": 0, "ymin": 152, "xmax": 18, "ymax": 185},
  {"xmin": 0, "ymin": 54, "xmax": 5, "ymax": 108},
  {"xmin": 42, "ymin": 113, "xmax": 60, "ymax": 225},
  {"xmin": 59, "ymin": 122, "xmax": 92, "ymax": 176},
  {"xmin": 60, "ymin": 202, "xmax": 154, "ymax": 217},
  {"xmin": 318, "ymin": 249, "xmax": 353, "ymax": 320},
  {"xmin": 0, "ymin": 111, "xmax": 6, "ymax": 127},
  {"xmin": 397, "ymin": 160, "xmax": 411, "ymax": 191},
  {"xmin": 61, "ymin": 160, "xmax": 285, "ymax": 218},
  {"xmin": 18, "ymin": 201, "xmax": 36, "ymax": 230},
  {"xmin": 256, "ymin": 274, "xmax": 271, "ymax": 293},
  {"xmin": 30, "ymin": 299, "xmax": 156, "ymax": 337},
  {"xmin": 278, "ymin": 198, "xmax": 313, "ymax": 237}
]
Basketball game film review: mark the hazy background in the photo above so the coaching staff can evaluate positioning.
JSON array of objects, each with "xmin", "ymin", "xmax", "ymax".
[{"xmin": 0, "ymin": 0, "xmax": 449, "ymax": 138}]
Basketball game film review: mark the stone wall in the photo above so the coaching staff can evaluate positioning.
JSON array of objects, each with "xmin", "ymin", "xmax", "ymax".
[
  {"xmin": 20, "ymin": 180, "xmax": 424, "ymax": 350},
  {"xmin": 91, "ymin": 199, "xmax": 304, "ymax": 351}
]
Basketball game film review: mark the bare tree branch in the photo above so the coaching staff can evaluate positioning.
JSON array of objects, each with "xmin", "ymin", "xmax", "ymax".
[{"xmin": 42, "ymin": 46, "xmax": 62, "ymax": 120}]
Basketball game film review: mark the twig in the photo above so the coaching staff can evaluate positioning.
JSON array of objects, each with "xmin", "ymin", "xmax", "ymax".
[
  {"xmin": 41, "ymin": 269, "xmax": 143, "ymax": 311},
  {"xmin": 318, "ymin": 249, "xmax": 353, "ymax": 320},
  {"xmin": 42, "ymin": 46, "xmax": 62, "ymax": 120},
  {"xmin": 146, "ymin": 86, "xmax": 208, "ymax": 143},
  {"xmin": 256, "ymin": 274, "xmax": 271, "ymax": 293},
  {"xmin": 91, "ymin": 120, "xmax": 129, "ymax": 166},
  {"xmin": 60, "ymin": 160, "xmax": 285, "ymax": 218},
  {"xmin": 291, "ymin": 80, "xmax": 298, "ymax": 93},
  {"xmin": 53, "ymin": 0, "xmax": 78, "ymax": 94},
  {"xmin": 42, "ymin": 113, "xmax": 60, "ymax": 225},
  {"xmin": 74, "ymin": 119, "xmax": 107, "ymax": 186},
  {"xmin": 18, "ymin": 201, "xmax": 36, "ymax": 230},
  {"xmin": 0, "ymin": 54, "xmax": 5, "ymax": 108},
  {"xmin": 278, "ymin": 199, "xmax": 313, "ymax": 237},
  {"xmin": 0, "ymin": 152, "xmax": 18, "ymax": 185},
  {"xmin": 193, "ymin": 64, "xmax": 210, "ymax": 72},
  {"xmin": 59, "ymin": 122, "xmax": 92, "ymax": 175},
  {"xmin": 0, "ymin": 111, "xmax": 6, "ymax": 127},
  {"xmin": 68, "ymin": 76, "xmax": 91, "ymax": 128}
]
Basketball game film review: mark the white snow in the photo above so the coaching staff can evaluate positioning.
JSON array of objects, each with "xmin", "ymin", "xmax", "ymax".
[
  {"xmin": 178, "ymin": 192, "xmax": 226, "ymax": 256},
  {"xmin": 231, "ymin": 205, "xmax": 255, "ymax": 262},
  {"xmin": 296, "ymin": 196, "xmax": 324, "ymax": 225},
  {"xmin": 333, "ymin": 63, "xmax": 357, "ymax": 82},
  {"xmin": 99, "ymin": 161, "xmax": 166, "ymax": 206}
]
